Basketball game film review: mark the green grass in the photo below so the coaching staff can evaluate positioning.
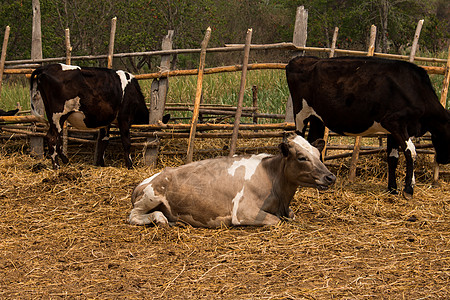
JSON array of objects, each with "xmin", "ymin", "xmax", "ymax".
[
  {"xmin": 1, "ymin": 65, "xmax": 448, "ymax": 119},
  {"xmin": 0, "ymin": 81, "xmax": 30, "ymax": 111}
]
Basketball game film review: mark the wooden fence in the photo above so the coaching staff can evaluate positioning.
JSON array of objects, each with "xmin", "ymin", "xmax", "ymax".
[{"xmin": 0, "ymin": 6, "xmax": 449, "ymax": 178}]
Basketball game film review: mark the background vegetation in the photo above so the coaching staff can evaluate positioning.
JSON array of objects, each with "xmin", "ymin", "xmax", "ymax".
[
  {"xmin": 0, "ymin": 0, "xmax": 449, "ymax": 70},
  {"xmin": 0, "ymin": 1, "xmax": 449, "ymax": 111}
]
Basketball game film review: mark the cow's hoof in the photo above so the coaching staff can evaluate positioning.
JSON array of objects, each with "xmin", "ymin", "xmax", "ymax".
[
  {"xmin": 61, "ymin": 155, "xmax": 69, "ymax": 164},
  {"xmin": 402, "ymin": 190, "xmax": 413, "ymax": 200},
  {"xmin": 431, "ymin": 181, "xmax": 440, "ymax": 188},
  {"xmin": 388, "ymin": 188, "xmax": 399, "ymax": 195}
]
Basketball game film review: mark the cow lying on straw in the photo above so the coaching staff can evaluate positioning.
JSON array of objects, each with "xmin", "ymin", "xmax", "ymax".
[{"xmin": 128, "ymin": 135, "xmax": 336, "ymax": 228}]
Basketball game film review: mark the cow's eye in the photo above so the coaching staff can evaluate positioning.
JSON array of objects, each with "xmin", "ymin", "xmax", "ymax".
[{"xmin": 298, "ymin": 157, "xmax": 308, "ymax": 162}]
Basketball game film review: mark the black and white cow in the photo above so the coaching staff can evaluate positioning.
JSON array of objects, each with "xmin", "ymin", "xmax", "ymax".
[
  {"xmin": 286, "ymin": 56, "xmax": 450, "ymax": 199},
  {"xmin": 30, "ymin": 63, "xmax": 149, "ymax": 169},
  {"xmin": 129, "ymin": 135, "xmax": 336, "ymax": 228}
]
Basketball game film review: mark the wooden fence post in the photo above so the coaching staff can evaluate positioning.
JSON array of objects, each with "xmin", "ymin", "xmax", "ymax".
[
  {"xmin": 285, "ymin": 6, "xmax": 308, "ymax": 123},
  {"xmin": 186, "ymin": 27, "xmax": 212, "ymax": 163},
  {"xmin": 322, "ymin": 27, "xmax": 339, "ymax": 159},
  {"xmin": 0, "ymin": 26, "xmax": 10, "ymax": 98},
  {"xmin": 229, "ymin": 28, "xmax": 253, "ymax": 156},
  {"xmin": 409, "ymin": 19, "xmax": 424, "ymax": 62},
  {"xmin": 30, "ymin": 0, "xmax": 44, "ymax": 159},
  {"xmin": 349, "ymin": 25, "xmax": 376, "ymax": 182},
  {"xmin": 252, "ymin": 85, "xmax": 258, "ymax": 126},
  {"xmin": 144, "ymin": 30, "xmax": 174, "ymax": 166},
  {"xmin": 62, "ymin": 28, "xmax": 72, "ymax": 157},
  {"xmin": 107, "ymin": 17, "xmax": 117, "ymax": 69},
  {"xmin": 433, "ymin": 43, "xmax": 450, "ymax": 184}
]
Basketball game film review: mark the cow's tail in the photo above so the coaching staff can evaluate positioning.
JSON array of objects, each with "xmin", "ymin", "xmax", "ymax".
[{"xmin": 29, "ymin": 67, "xmax": 47, "ymax": 122}]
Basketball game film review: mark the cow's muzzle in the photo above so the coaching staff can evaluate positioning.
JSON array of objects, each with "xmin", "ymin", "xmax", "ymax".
[{"xmin": 317, "ymin": 173, "xmax": 336, "ymax": 191}]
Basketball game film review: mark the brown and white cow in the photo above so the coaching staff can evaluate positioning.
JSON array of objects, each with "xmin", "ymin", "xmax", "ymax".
[
  {"xmin": 30, "ymin": 63, "xmax": 149, "ymax": 169},
  {"xmin": 128, "ymin": 135, "xmax": 336, "ymax": 228}
]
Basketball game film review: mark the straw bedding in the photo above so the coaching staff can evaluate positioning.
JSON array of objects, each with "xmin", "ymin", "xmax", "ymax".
[{"xmin": 0, "ymin": 137, "xmax": 448, "ymax": 299}]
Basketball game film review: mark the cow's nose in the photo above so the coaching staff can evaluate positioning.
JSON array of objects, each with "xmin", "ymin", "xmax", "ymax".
[{"xmin": 324, "ymin": 174, "xmax": 336, "ymax": 185}]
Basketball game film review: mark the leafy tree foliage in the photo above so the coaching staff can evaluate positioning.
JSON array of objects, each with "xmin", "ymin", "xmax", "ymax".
[{"xmin": 0, "ymin": 0, "xmax": 448, "ymax": 70}]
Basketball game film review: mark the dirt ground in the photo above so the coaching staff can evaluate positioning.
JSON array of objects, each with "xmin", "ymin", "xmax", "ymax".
[{"xmin": 0, "ymin": 138, "xmax": 449, "ymax": 299}]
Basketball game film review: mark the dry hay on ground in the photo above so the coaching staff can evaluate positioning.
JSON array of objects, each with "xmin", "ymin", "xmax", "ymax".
[{"xmin": 0, "ymin": 137, "xmax": 448, "ymax": 299}]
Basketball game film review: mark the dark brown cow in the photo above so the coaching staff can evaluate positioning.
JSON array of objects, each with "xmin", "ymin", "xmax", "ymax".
[
  {"xmin": 286, "ymin": 56, "xmax": 450, "ymax": 199},
  {"xmin": 30, "ymin": 63, "xmax": 149, "ymax": 169},
  {"xmin": 128, "ymin": 135, "xmax": 336, "ymax": 228}
]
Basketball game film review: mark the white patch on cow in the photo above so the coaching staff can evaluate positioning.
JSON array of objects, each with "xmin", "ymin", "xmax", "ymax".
[
  {"xmin": 295, "ymin": 99, "xmax": 323, "ymax": 132},
  {"xmin": 116, "ymin": 70, "xmax": 134, "ymax": 98},
  {"xmin": 389, "ymin": 148, "xmax": 399, "ymax": 158},
  {"xmin": 291, "ymin": 135, "xmax": 320, "ymax": 159},
  {"xmin": 227, "ymin": 153, "xmax": 270, "ymax": 180},
  {"xmin": 139, "ymin": 172, "xmax": 161, "ymax": 187},
  {"xmin": 231, "ymin": 187, "xmax": 245, "ymax": 225},
  {"xmin": 344, "ymin": 121, "xmax": 390, "ymax": 136},
  {"xmin": 52, "ymin": 97, "xmax": 82, "ymax": 132},
  {"xmin": 102, "ymin": 136, "xmax": 109, "ymax": 141},
  {"xmin": 51, "ymin": 146, "xmax": 57, "ymax": 159},
  {"xmin": 59, "ymin": 63, "xmax": 81, "ymax": 71},
  {"xmin": 406, "ymin": 139, "xmax": 417, "ymax": 160}
]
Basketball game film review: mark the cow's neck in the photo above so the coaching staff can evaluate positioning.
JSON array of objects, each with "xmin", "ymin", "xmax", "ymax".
[{"xmin": 263, "ymin": 155, "xmax": 299, "ymax": 217}]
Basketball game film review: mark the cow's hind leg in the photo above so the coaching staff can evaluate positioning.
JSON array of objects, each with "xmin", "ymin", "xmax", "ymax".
[
  {"xmin": 387, "ymin": 135, "xmax": 399, "ymax": 194},
  {"xmin": 95, "ymin": 127, "xmax": 110, "ymax": 167}
]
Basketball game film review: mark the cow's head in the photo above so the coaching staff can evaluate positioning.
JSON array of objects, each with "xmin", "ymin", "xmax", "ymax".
[{"xmin": 279, "ymin": 134, "xmax": 336, "ymax": 190}]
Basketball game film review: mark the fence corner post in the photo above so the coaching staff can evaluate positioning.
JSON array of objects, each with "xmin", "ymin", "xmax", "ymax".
[
  {"xmin": 285, "ymin": 6, "xmax": 308, "ymax": 123},
  {"xmin": 144, "ymin": 30, "xmax": 174, "ymax": 167}
]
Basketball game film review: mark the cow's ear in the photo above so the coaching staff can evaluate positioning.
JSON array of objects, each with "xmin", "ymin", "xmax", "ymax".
[
  {"xmin": 278, "ymin": 142, "xmax": 290, "ymax": 157},
  {"xmin": 311, "ymin": 139, "xmax": 326, "ymax": 153}
]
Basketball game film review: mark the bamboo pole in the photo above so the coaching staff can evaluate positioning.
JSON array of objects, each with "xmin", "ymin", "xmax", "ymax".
[
  {"xmin": 63, "ymin": 28, "xmax": 72, "ymax": 156},
  {"xmin": 409, "ymin": 20, "xmax": 424, "ymax": 62},
  {"xmin": 433, "ymin": 44, "xmax": 450, "ymax": 184},
  {"xmin": 5, "ymin": 42, "xmax": 448, "ymax": 67},
  {"xmin": 10, "ymin": 62, "xmax": 447, "ymax": 78},
  {"xmin": 0, "ymin": 26, "xmax": 10, "ymax": 98},
  {"xmin": 144, "ymin": 30, "xmax": 174, "ymax": 167},
  {"xmin": 229, "ymin": 28, "xmax": 253, "ymax": 156},
  {"xmin": 132, "ymin": 122, "xmax": 295, "ymax": 131},
  {"xmin": 252, "ymin": 85, "xmax": 258, "ymax": 125},
  {"xmin": 65, "ymin": 29, "xmax": 72, "ymax": 65},
  {"xmin": 439, "ymin": 44, "xmax": 450, "ymax": 108},
  {"xmin": 185, "ymin": 27, "xmax": 212, "ymax": 163},
  {"xmin": 107, "ymin": 17, "xmax": 117, "ymax": 69},
  {"xmin": 322, "ymin": 27, "xmax": 339, "ymax": 159},
  {"xmin": 349, "ymin": 25, "xmax": 376, "ymax": 182}
]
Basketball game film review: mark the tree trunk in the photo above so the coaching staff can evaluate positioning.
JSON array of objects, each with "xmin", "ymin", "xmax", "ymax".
[
  {"xmin": 31, "ymin": 0, "xmax": 42, "ymax": 60},
  {"xmin": 379, "ymin": 0, "xmax": 389, "ymax": 53}
]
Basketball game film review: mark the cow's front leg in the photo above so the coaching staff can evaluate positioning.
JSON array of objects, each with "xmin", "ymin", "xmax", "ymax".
[
  {"xmin": 46, "ymin": 126, "xmax": 65, "ymax": 169},
  {"xmin": 402, "ymin": 138, "xmax": 417, "ymax": 200},
  {"xmin": 232, "ymin": 204, "xmax": 281, "ymax": 226},
  {"xmin": 118, "ymin": 122, "xmax": 133, "ymax": 169},
  {"xmin": 95, "ymin": 127, "xmax": 110, "ymax": 167},
  {"xmin": 387, "ymin": 135, "xmax": 399, "ymax": 194}
]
